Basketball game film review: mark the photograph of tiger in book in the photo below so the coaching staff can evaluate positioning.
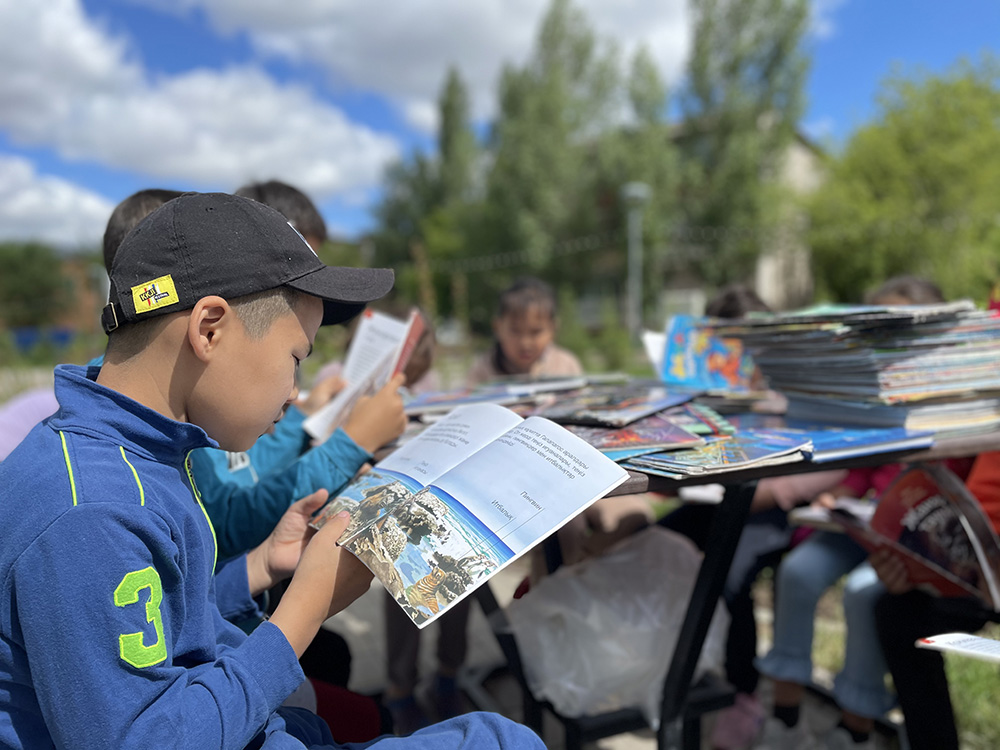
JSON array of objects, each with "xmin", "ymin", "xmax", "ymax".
[{"xmin": 312, "ymin": 468, "xmax": 514, "ymax": 625}]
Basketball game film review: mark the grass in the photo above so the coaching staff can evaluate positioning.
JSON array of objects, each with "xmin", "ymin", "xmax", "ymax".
[{"xmin": 754, "ymin": 576, "xmax": 1000, "ymax": 750}]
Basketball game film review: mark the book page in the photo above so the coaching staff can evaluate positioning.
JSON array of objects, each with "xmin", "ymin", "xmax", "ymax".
[
  {"xmin": 916, "ymin": 633, "xmax": 1000, "ymax": 663},
  {"xmin": 310, "ymin": 403, "xmax": 524, "ymax": 532},
  {"xmin": 342, "ymin": 309, "xmax": 409, "ymax": 384},
  {"xmin": 303, "ymin": 310, "xmax": 416, "ymax": 440},
  {"xmin": 343, "ymin": 416, "xmax": 628, "ymax": 627}
]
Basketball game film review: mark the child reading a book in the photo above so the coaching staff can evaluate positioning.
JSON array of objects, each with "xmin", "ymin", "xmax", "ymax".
[
  {"xmin": 0, "ymin": 192, "xmax": 542, "ymax": 750},
  {"xmin": 872, "ymin": 451, "xmax": 1000, "ymax": 750}
]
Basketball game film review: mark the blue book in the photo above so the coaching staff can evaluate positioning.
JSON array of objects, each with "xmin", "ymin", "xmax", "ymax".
[{"xmin": 726, "ymin": 413, "xmax": 935, "ymax": 463}]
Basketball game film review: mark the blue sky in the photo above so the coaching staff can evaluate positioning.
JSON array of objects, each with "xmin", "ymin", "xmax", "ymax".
[{"xmin": 0, "ymin": 0, "xmax": 997, "ymax": 251}]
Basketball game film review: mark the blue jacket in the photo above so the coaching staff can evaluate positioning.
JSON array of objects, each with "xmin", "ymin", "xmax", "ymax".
[
  {"xmin": 0, "ymin": 365, "xmax": 309, "ymax": 749},
  {"xmin": 192, "ymin": 411, "xmax": 370, "ymax": 560},
  {"xmin": 86, "ymin": 356, "xmax": 371, "ymax": 560}
]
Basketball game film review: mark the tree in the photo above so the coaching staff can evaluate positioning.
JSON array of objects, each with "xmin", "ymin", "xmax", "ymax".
[
  {"xmin": 371, "ymin": 67, "xmax": 482, "ymax": 314},
  {"xmin": 809, "ymin": 57, "xmax": 1000, "ymax": 302},
  {"xmin": 0, "ymin": 243, "xmax": 72, "ymax": 328},
  {"xmin": 678, "ymin": 0, "xmax": 810, "ymax": 286}
]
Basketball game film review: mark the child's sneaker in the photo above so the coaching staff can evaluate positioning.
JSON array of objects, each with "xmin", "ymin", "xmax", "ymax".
[
  {"xmin": 710, "ymin": 692, "xmax": 765, "ymax": 749},
  {"xmin": 755, "ymin": 716, "xmax": 819, "ymax": 750}
]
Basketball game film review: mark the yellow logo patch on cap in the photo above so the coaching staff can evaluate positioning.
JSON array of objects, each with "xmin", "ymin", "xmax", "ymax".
[{"xmin": 132, "ymin": 275, "xmax": 179, "ymax": 314}]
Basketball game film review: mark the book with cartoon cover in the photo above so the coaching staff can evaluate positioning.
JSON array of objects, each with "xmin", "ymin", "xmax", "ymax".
[
  {"xmin": 823, "ymin": 464, "xmax": 1000, "ymax": 609},
  {"xmin": 623, "ymin": 431, "xmax": 811, "ymax": 479},
  {"xmin": 310, "ymin": 403, "xmax": 628, "ymax": 627}
]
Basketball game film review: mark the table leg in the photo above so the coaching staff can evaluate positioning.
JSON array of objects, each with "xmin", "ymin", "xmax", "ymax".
[{"xmin": 657, "ymin": 481, "xmax": 757, "ymax": 750}]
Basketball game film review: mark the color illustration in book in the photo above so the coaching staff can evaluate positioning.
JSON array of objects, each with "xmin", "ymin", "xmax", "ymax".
[
  {"xmin": 660, "ymin": 314, "xmax": 756, "ymax": 392},
  {"xmin": 825, "ymin": 464, "xmax": 1000, "ymax": 609},
  {"xmin": 310, "ymin": 403, "xmax": 628, "ymax": 627}
]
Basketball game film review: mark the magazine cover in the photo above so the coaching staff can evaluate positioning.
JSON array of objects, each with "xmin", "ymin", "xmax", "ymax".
[
  {"xmin": 564, "ymin": 412, "xmax": 704, "ymax": 454},
  {"xmin": 660, "ymin": 314, "xmax": 756, "ymax": 393},
  {"xmin": 531, "ymin": 382, "xmax": 695, "ymax": 427},
  {"xmin": 835, "ymin": 465, "xmax": 1000, "ymax": 609},
  {"xmin": 625, "ymin": 431, "xmax": 811, "ymax": 478}
]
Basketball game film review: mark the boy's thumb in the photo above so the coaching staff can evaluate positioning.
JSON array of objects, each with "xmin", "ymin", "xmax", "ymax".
[{"xmin": 316, "ymin": 510, "xmax": 352, "ymax": 540}]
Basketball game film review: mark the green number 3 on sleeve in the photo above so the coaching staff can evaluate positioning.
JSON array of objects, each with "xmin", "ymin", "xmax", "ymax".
[{"xmin": 114, "ymin": 566, "xmax": 167, "ymax": 668}]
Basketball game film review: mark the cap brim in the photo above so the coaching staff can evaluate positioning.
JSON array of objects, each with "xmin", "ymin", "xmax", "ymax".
[{"xmin": 285, "ymin": 267, "xmax": 395, "ymax": 326}]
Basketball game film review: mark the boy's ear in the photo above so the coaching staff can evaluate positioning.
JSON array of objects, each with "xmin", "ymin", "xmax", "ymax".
[{"xmin": 187, "ymin": 296, "xmax": 233, "ymax": 363}]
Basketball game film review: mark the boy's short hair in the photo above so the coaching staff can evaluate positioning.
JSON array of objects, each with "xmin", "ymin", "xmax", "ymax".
[
  {"xmin": 866, "ymin": 275, "xmax": 944, "ymax": 305},
  {"xmin": 102, "ymin": 189, "xmax": 184, "ymax": 272},
  {"xmin": 705, "ymin": 283, "xmax": 771, "ymax": 319},
  {"xmin": 107, "ymin": 287, "xmax": 304, "ymax": 360},
  {"xmin": 496, "ymin": 277, "xmax": 557, "ymax": 320},
  {"xmin": 235, "ymin": 180, "xmax": 327, "ymax": 244},
  {"xmin": 101, "ymin": 192, "xmax": 393, "ymax": 338}
]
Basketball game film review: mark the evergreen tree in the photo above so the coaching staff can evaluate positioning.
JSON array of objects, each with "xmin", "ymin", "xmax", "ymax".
[{"xmin": 679, "ymin": 0, "xmax": 809, "ymax": 285}]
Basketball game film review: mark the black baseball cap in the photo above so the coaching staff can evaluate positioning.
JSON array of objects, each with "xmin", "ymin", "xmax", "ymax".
[{"xmin": 101, "ymin": 192, "xmax": 393, "ymax": 334}]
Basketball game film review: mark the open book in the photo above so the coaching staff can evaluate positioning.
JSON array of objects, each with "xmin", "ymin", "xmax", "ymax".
[
  {"xmin": 303, "ymin": 308, "xmax": 424, "ymax": 440},
  {"xmin": 813, "ymin": 464, "xmax": 1000, "ymax": 609},
  {"xmin": 916, "ymin": 632, "xmax": 1000, "ymax": 663},
  {"xmin": 310, "ymin": 403, "xmax": 629, "ymax": 627}
]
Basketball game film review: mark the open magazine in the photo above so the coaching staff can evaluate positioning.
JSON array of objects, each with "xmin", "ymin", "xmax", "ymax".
[
  {"xmin": 812, "ymin": 464, "xmax": 1000, "ymax": 609},
  {"xmin": 303, "ymin": 308, "xmax": 424, "ymax": 440},
  {"xmin": 310, "ymin": 403, "xmax": 629, "ymax": 627}
]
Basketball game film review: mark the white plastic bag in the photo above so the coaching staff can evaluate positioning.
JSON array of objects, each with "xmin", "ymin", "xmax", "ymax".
[{"xmin": 505, "ymin": 525, "xmax": 729, "ymax": 729}]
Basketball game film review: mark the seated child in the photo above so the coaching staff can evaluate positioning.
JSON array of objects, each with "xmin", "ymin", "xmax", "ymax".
[
  {"xmin": 872, "ymin": 450, "xmax": 1000, "ymax": 750},
  {"xmin": 104, "ymin": 186, "xmax": 406, "ymax": 560},
  {"xmin": 0, "ymin": 192, "xmax": 542, "ymax": 749}
]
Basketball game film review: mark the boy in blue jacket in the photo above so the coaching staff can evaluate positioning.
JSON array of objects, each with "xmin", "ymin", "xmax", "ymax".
[
  {"xmin": 0, "ymin": 192, "xmax": 541, "ymax": 750},
  {"xmin": 102, "ymin": 187, "xmax": 406, "ymax": 561}
]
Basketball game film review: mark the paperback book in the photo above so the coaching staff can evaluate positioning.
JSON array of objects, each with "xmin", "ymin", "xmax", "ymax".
[
  {"xmin": 531, "ymin": 382, "xmax": 696, "ymax": 427},
  {"xmin": 564, "ymin": 412, "xmax": 705, "ymax": 456},
  {"xmin": 623, "ymin": 431, "xmax": 811, "ymax": 480},
  {"xmin": 815, "ymin": 464, "xmax": 1000, "ymax": 609},
  {"xmin": 304, "ymin": 308, "xmax": 425, "ymax": 440},
  {"xmin": 310, "ymin": 403, "xmax": 628, "ymax": 627},
  {"xmin": 660, "ymin": 314, "xmax": 756, "ymax": 393},
  {"xmin": 916, "ymin": 632, "xmax": 1000, "ymax": 663}
]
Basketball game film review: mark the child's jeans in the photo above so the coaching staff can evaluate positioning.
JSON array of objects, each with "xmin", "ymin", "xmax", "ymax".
[{"xmin": 755, "ymin": 531, "xmax": 895, "ymax": 718}]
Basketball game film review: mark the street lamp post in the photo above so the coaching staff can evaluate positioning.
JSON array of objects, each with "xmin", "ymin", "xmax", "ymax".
[{"xmin": 622, "ymin": 181, "xmax": 651, "ymax": 340}]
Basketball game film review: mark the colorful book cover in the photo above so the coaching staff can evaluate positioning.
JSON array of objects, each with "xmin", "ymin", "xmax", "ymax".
[
  {"xmin": 833, "ymin": 465, "xmax": 1000, "ymax": 609},
  {"xmin": 564, "ymin": 412, "xmax": 704, "ymax": 453},
  {"xmin": 660, "ymin": 314, "xmax": 756, "ymax": 393},
  {"xmin": 726, "ymin": 414, "xmax": 935, "ymax": 463},
  {"xmin": 532, "ymin": 383, "xmax": 695, "ymax": 427},
  {"xmin": 628, "ymin": 431, "xmax": 810, "ymax": 475}
]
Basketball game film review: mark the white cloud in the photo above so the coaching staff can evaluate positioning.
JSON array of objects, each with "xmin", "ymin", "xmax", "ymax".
[
  {"xmin": 141, "ymin": 0, "xmax": 691, "ymax": 132},
  {"xmin": 0, "ymin": 0, "xmax": 400, "ymax": 199},
  {"xmin": 0, "ymin": 154, "xmax": 114, "ymax": 250},
  {"xmin": 810, "ymin": 0, "xmax": 847, "ymax": 40}
]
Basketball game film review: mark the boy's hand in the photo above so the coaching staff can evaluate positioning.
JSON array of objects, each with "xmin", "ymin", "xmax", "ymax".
[
  {"xmin": 342, "ymin": 372, "xmax": 408, "ymax": 454},
  {"xmin": 296, "ymin": 375, "xmax": 346, "ymax": 417},
  {"xmin": 870, "ymin": 547, "xmax": 914, "ymax": 594},
  {"xmin": 268, "ymin": 511, "xmax": 375, "ymax": 657},
  {"xmin": 246, "ymin": 489, "xmax": 329, "ymax": 597}
]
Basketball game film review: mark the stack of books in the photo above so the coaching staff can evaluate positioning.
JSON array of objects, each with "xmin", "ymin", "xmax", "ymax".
[{"xmin": 713, "ymin": 302, "xmax": 1000, "ymax": 437}]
